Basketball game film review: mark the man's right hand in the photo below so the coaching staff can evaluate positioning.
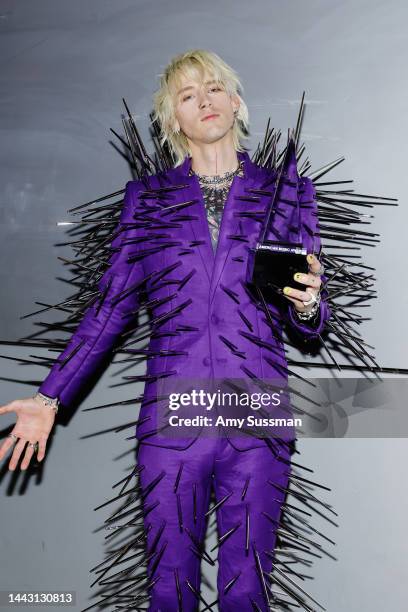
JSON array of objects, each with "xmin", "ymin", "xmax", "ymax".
[{"xmin": 0, "ymin": 397, "xmax": 56, "ymax": 471}]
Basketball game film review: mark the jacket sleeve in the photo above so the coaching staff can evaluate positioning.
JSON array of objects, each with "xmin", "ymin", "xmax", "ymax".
[
  {"xmin": 284, "ymin": 175, "xmax": 331, "ymax": 340},
  {"xmin": 38, "ymin": 180, "xmax": 146, "ymax": 407}
]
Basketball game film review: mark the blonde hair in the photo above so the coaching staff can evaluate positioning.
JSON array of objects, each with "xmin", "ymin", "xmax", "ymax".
[{"xmin": 152, "ymin": 49, "xmax": 250, "ymax": 166}]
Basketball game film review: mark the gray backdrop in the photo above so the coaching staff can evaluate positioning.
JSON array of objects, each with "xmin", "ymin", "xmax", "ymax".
[{"xmin": 1, "ymin": 1, "xmax": 408, "ymax": 610}]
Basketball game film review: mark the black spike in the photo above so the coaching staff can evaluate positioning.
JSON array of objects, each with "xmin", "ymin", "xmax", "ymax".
[{"xmin": 174, "ymin": 462, "xmax": 184, "ymax": 493}]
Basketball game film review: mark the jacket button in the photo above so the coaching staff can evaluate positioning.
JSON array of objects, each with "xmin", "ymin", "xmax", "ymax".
[{"xmin": 202, "ymin": 357, "xmax": 211, "ymax": 366}]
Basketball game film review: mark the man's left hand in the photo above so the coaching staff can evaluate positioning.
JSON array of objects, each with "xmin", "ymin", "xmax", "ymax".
[{"xmin": 282, "ymin": 253, "xmax": 323, "ymax": 313}]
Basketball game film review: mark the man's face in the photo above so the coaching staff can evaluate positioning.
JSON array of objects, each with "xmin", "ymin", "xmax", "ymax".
[{"xmin": 173, "ymin": 71, "xmax": 239, "ymax": 147}]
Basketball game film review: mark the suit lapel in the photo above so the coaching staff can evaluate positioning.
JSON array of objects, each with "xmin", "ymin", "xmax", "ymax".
[
  {"xmin": 209, "ymin": 172, "xmax": 246, "ymax": 304},
  {"xmin": 186, "ymin": 173, "xmax": 214, "ymax": 284},
  {"xmin": 171, "ymin": 151, "xmax": 259, "ymax": 299}
]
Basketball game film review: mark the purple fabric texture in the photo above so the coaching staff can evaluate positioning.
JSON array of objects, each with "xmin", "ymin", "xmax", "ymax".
[
  {"xmin": 39, "ymin": 150, "xmax": 330, "ymax": 451},
  {"xmin": 137, "ymin": 434, "xmax": 291, "ymax": 611}
]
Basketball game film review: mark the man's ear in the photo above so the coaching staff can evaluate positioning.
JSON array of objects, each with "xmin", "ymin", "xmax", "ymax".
[{"xmin": 231, "ymin": 92, "xmax": 240, "ymax": 115}]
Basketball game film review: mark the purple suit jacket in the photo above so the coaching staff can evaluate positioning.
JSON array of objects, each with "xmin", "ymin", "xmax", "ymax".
[{"xmin": 39, "ymin": 150, "xmax": 331, "ymax": 449}]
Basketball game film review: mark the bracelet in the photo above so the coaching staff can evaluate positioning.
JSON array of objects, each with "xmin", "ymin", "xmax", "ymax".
[
  {"xmin": 34, "ymin": 392, "xmax": 60, "ymax": 414},
  {"xmin": 293, "ymin": 294, "xmax": 321, "ymax": 321}
]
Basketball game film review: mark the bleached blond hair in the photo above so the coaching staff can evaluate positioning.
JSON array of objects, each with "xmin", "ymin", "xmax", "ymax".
[{"xmin": 152, "ymin": 49, "xmax": 250, "ymax": 166}]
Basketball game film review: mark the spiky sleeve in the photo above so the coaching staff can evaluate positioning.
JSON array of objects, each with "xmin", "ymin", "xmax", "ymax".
[
  {"xmin": 285, "ymin": 176, "xmax": 331, "ymax": 339},
  {"xmin": 38, "ymin": 180, "xmax": 146, "ymax": 407}
]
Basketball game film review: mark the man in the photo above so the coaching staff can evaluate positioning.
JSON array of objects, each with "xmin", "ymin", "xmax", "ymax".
[{"xmin": 0, "ymin": 50, "xmax": 330, "ymax": 610}]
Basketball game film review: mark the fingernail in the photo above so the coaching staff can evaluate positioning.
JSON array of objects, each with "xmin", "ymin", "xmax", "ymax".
[
  {"xmin": 283, "ymin": 287, "xmax": 291, "ymax": 295},
  {"xmin": 294, "ymin": 273, "xmax": 302, "ymax": 281},
  {"xmin": 307, "ymin": 254, "xmax": 314, "ymax": 263}
]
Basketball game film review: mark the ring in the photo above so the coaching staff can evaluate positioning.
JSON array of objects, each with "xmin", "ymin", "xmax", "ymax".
[
  {"xmin": 310, "ymin": 263, "xmax": 325, "ymax": 277},
  {"xmin": 303, "ymin": 291, "xmax": 318, "ymax": 307},
  {"xmin": 28, "ymin": 442, "xmax": 39, "ymax": 451},
  {"xmin": 8, "ymin": 433, "xmax": 18, "ymax": 441}
]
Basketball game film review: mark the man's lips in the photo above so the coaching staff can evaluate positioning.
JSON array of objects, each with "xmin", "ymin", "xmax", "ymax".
[{"xmin": 201, "ymin": 114, "xmax": 219, "ymax": 121}]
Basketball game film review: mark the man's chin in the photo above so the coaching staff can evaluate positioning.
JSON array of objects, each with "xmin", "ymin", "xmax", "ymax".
[{"xmin": 198, "ymin": 129, "xmax": 231, "ymax": 144}]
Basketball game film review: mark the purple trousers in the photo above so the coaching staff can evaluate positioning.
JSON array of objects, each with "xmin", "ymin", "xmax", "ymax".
[{"xmin": 137, "ymin": 434, "xmax": 291, "ymax": 611}]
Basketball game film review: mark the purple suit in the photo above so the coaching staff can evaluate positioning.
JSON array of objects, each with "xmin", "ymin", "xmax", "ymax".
[{"xmin": 39, "ymin": 150, "xmax": 331, "ymax": 610}]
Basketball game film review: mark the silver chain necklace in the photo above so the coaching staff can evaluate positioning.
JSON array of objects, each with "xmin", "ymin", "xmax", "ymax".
[
  {"xmin": 189, "ymin": 160, "xmax": 244, "ymax": 251},
  {"xmin": 189, "ymin": 160, "xmax": 244, "ymax": 188}
]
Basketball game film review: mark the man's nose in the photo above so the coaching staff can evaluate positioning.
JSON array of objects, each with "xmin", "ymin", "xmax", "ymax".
[{"xmin": 198, "ymin": 90, "xmax": 212, "ymax": 108}]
